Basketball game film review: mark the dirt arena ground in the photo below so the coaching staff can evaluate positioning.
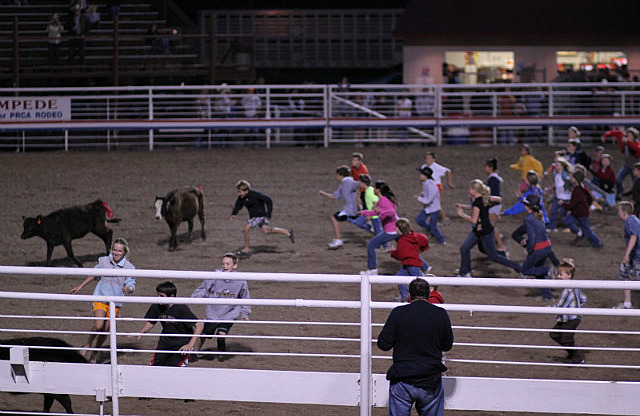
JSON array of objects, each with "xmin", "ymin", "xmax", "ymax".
[{"xmin": 1, "ymin": 143, "xmax": 639, "ymax": 415}]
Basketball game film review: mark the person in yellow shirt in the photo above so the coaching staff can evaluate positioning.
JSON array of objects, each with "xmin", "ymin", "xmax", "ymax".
[{"xmin": 510, "ymin": 144, "xmax": 543, "ymax": 194}]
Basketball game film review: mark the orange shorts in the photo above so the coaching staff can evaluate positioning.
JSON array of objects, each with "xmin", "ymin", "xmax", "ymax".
[{"xmin": 92, "ymin": 302, "xmax": 120, "ymax": 317}]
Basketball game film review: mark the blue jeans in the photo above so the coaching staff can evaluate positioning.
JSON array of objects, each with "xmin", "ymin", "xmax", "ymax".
[
  {"xmin": 397, "ymin": 261, "xmax": 430, "ymax": 300},
  {"xmin": 416, "ymin": 210, "xmax": 445, "ymax": 243},
  {"xmin": 562, "ymin": 215, "xmax": 602, "ymax": 247},
  {"xmin": 353, "ymin": 216, "xmax": 387, "ymax": 247},
  {"xmin": 617, "ymin": 165, "xmax": 633, "ymax": 196},
  {"xmin": 547, "ymin": 198, "xmax": 567, "ymax": 230},
  {"xmin": 521, "ymin": 246, "xmax": 558, "ymax": 299},
  {"xmin": 367, "ymin": 232, "xmax": 398, "ymax": 270},
  {"xmin": 388, "ymin": 381, "xmax": 444, "ymax": 416},
  {"xmin": 459, "ymin": 230, "xmax": 521, "ymax": 276}
]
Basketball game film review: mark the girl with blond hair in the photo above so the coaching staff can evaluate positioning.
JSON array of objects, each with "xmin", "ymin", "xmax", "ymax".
[{"xmin": 456, "ymin": 180, "xmax": 521, "ymax": 277}]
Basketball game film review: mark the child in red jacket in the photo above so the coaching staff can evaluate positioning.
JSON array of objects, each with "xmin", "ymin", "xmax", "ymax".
[
  {"xmin": 561, "ymin": 168, "xmax": 603, "ymax": 248},
  {"xmin": 391, "ymin": 218, "xmax": 430, "ymax": 301}
]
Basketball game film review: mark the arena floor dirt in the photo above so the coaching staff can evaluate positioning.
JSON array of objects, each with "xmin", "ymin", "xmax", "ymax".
[{"xmin": 1, "ymin": 143, "xmax": 638, "ymax": 415}]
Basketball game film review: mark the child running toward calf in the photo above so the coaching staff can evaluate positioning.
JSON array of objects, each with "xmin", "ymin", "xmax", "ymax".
[{"xmin": 230, "ymin": 180, "xmax": 294, "ymax": 258}]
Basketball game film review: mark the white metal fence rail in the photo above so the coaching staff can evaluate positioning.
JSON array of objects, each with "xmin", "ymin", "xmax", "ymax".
[
  {"xmin": 1, "ymin": 265, "xmax": 640, "ymax": 415},
  {"xmin": 2, "ymin": 82, "xmax": 640, "ymax": 151}
]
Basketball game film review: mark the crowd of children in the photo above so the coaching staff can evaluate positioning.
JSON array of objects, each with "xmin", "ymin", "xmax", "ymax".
[{"xmin": 65, "ymin": 128, "xmax": 640, "ymax": 370}]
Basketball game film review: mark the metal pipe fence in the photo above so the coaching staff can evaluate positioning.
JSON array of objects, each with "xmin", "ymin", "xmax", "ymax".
[
  {"xmin": 1, "ymin": 266, "xmax": 640, "ymax": 415},
  {"xmin": 2, "ymin": 82, "xmax": 640, "ymax": 151}
]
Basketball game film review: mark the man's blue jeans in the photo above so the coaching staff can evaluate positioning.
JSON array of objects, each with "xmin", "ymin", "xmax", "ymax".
[{"xmin": 388, "ymin": 381, "xmax": 444, "ymax": 416}]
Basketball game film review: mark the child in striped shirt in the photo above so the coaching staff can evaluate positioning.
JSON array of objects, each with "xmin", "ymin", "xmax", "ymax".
[{"xmin": 549, "ymin": 259, "xmax": 586, "ymax": 364}]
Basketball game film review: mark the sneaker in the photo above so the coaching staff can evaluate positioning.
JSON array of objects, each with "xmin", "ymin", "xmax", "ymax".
[
  {"xmin": 236, "ymin": 250, "xmax": 251, "ymax": 259},
  {"xmin": 573, "ymin": 233, "xmax": 584, "ymax": 244},
  {"xmin": 360, "ymin": 269, "xmax": 378, "ymax": 275},
  {"xmin": 562, "ymin": 228, "xmax": 572, "ymax": 234},
  {"xmin": 424, "ymin": 266, "xmax": 433, "ymax": 275},
  {"xmin": 455, "ymin": 269, "xmax": 471, "ymax": 277},
  {"xmin": 613, "ymin": 302, "xmax": 632, "ymax": 309},
  {"xmin": 288, "ymin": 228, "xmax": 295, "ymax": 244},
  {"xmin": 328, "ymin": 239, "xmax": 344, "ymax": 249},
  {"xmin": 393, "ymin": 296, "xmax": 406, "ymax": 302}
]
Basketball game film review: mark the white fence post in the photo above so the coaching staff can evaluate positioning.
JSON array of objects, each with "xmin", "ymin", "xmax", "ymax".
[
  {"xmin": 360, "ymin": 272, "xmax": 372, "ymax": 416},
  {"xmin": 109, "ymin": 301, "xmax": 120, "ymax": 416},
  {"xmin": 148, "ymin": 88, "xmax": 154, "ymax": 151},
  {"xmin": 324, "ymin": 85, "xmax": 330, "ymax": 148}
]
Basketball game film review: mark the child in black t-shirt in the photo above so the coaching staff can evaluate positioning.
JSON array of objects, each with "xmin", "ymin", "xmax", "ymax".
[{"xmin": 138, "ymin": 281, "xmax": 203, "ymax": 367}]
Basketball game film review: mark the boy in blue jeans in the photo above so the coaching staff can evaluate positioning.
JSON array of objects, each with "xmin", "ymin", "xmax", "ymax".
[
  {"xmin": 614, "ymin": 201, "xmax": 640, "ymax": 309},
  {"xmin": 561, "ymin": 168, "xmax": 602, "ymax": 248}
]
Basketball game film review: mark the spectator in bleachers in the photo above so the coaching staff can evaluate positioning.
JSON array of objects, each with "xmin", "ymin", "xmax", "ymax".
[
  {"xmin": 69, "ymin": 0, "xmax": 86, "ymax": 12},
  {"xmin": 46, "ymin": 13, "xmax": 64, "ymax": 66},
  {"xmin": 241, "ymin": 88, "xmax": 262, "ymax": 118},
  {"xmin": 146, "ymin": 24, "xmax": 169, "ymax": 54},
  {"xmin": 86, "ymin": 5, "xmax": 100, "ymax": 29},
  {"xmin": 67, "ymin": 4, "xmax": 90, "ymax": 66},
  {"xmin": 107, "ymin": 0, "xmax": 121, "ymax": 20},
  {"xmin": 415, "ymin": 88, "xmax": 435, "ymax": 117}
]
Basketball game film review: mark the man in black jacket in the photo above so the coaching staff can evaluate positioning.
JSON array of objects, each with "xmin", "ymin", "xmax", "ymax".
[{"xmin": 377, "ymin": 278, "xmax": 453, "ymax": 416}]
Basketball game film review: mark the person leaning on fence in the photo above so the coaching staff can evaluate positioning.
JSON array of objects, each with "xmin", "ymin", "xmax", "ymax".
[
  {"xmin": 614, "ymin": 201, "xmax": 640, "ymax": 309},
  {"xmin": 377, "ymin": 277, "xmax": 453, "ymax": 416},
  {"xmin": 230, "ymin": 180, "xmax": 295, "ymax": 258},
  {"xmin": 191, "ymin": 252, "xmax": 251, "ymax": 362},
  {"xmin": 549, "ymin": 259, "xmax": 586, "ymax": 365},
  {"xmin": 319, "ymin": 165, "xmax": 360, "ymax": 250},
  {"xmin": 70, "ymin": 237, "xmax": 135, "ymax": 363},
  {"xmin": 137, "ymin": 281, "xmax": 203, "ymax": 367}
]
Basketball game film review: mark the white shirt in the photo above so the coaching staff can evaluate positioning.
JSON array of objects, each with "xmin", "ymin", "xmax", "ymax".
[{"xmin": 421, "ymin": 162, "xmax": 450, "ymax": 186}]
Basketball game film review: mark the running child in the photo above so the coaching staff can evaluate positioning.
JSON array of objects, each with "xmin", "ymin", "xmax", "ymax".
[
  {"xmin": 546, "ymin": 157, "xmax": 573, "ymax": 231},
  {"xmin": 414, "ymin": 166, "xmax": 446, "ymax": 244},
  {"xmin": 230, "ymin": 180, "xmax": 294, "ymax": 258},
  {"xmin": 456, "ymin": 180, "xmax": 521, "ymax": 277},
  {"xmin": 485, "ymin": 157, "xmax": 507, "ymax": 255},
  {"xmin": 361, "ymin": 181, "xmax": 399, "ymax": 274},
  {"xmin": 421, "ymin": 151, "xmax": 454, "ymax": 220},
  {"xmin": 561, "ymin": 169, "xmax": 603, "ymax": 248},
  {"xmin": 512, "ymin": 194, "xmax": 560, "ymax": 301},
  {"xmin": 70, "ymin": 237, "xmax": 135, "ymax": 363},
  {"xmin": 549, "ymin": 259, "xmax": 586, "ymax": 364},
  {"xmin": 614, "ymin": 201, "xmax": 640, "ymax": 309},
  {"xmin": 503, "ymin": 170, "xmax": 550, "ymax": 225},
  {"xmin": 391, "ymin": 217, "xmax": 431, "ymax": 301},
  {"xmin": 352, "ymin": 174, "xmax": 382, "ymax": 236},
  {"xmin": 137, "ymin": 281, "xmax": 204, "ymax": 367},
  {"xmin": 509, "ymin": 144, "xmax": 543, "ymax": 194},
  {"xmin": 191, "ymin": 252, "xmax": 251, "ymax": 361},
  {"xmin": 350, "ymin": 152, "xmax": 369, "ymax": 180},
  {"xmin": 319, "ymin": 165, "xmax": 360, "ymax": 249}
]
